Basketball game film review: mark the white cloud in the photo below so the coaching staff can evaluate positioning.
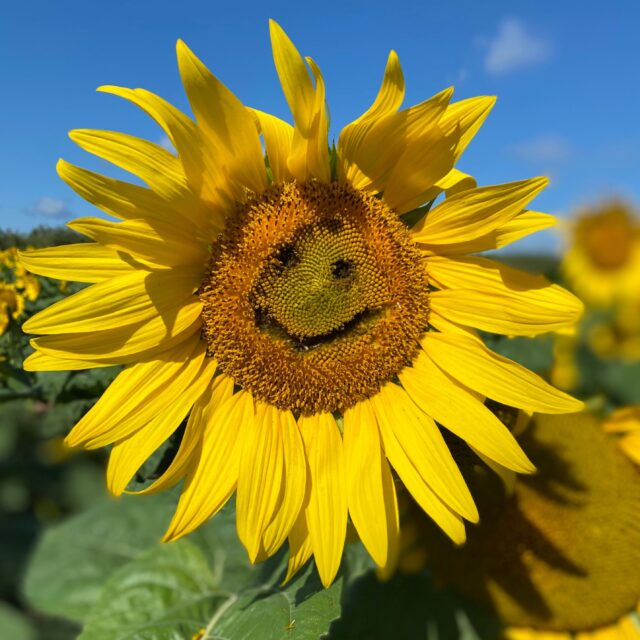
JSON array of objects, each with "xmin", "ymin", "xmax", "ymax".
[
  {"xmin": 512, "ymin": 135, "xmax": 572, "ymax": 164},
  {"xmin": 30, "ymin": 196, "xmax": 72, "ymax": 219},
  {"xmin": 485, "ymin": 18, "xmax": 551, "ymax": 75}
]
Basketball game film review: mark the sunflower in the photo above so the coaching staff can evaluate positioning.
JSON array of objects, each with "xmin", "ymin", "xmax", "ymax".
[
  {"xmin": 0, "ymin": 283, "xmax": 25, "ymax": 335},
  {"xmin": 399, "ymin": 409, "xmax": 640, "ymax": 638},
  {"xmin": 21, "ymin": 21, "xmax": 583, "ymax": 587},
  {"xmin": 562, "ymin": 201, "xmax": 640, "ymax": 308}
]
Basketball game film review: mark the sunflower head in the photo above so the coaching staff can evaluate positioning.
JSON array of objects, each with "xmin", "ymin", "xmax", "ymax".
[
  {"xmin": 20, "ymin": 20, "xmax": 583, "ymax": 587},
  {"xmin": 562, "ymin": 200, "xmax": 640, "ymax": 307},
  {"xmin": 400, "ymin": 410, "xmax": 640, "ymax": 636}
]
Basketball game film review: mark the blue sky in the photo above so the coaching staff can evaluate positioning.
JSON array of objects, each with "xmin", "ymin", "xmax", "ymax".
[{"xmin": 1, "ymin": 0, "xmax": 639, "ymax": 253}]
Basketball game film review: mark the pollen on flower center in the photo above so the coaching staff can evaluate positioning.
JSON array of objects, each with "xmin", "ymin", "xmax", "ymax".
[{"xmin": 199, "ymin": 180, "xmax": 430, "ymax": 415}]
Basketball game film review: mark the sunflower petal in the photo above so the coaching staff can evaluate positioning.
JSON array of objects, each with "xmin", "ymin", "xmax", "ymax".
[
  {"xmin": 382, "ymin": 125, "xmax": 459, "ymax": 214},
  {"xmin": 32, "ymin": 299, "xmax": 202, "ymax": 365},
  {"xmin": 342, "ymin": 88, "xmax": 453, "ymax": 192},
  {"xmin": 67, "ymin": 217, "xmax": 209, "ymax": 269},
  {"xmin": 251, "ymin": 109, "xmax": 294, "ymax": 183},
  {"xmin": 236, "ymin": 402, "xmax": 284, "ymax": 562},
  {"xmin": 284, "ymin": 509, "xmax": 313, "ymax": 584},
  {"xmin": 269, "ymin": 20, "xmax": 316, "ymax": 133},
  {"xmin": 176, "ymin": 40, "xmax": 267, "ymax": 195},
  {"xmin": 106, "ymin": 356, "xmax": 217, "ymax": 496},
  {"xmin": 65, "ymin": 336, "xmax": 207, "ymax": 448},
  {"xmin": 428, "ymin": 256, "xmax": 583, "ymax": 335},
  {"xmin": 440, "ymin": 96, "xmax": 496, "ymax": 162},
  {"xmin": 164, "ymin": 390, "xmax": 253, "ymax": 541},
  {"xmin": 371, "ymin": 383, "xmax": 477, "ymax": 521},
  {"xmin": 299, "ymin": 411, "xmax": 348, "ymax": 587},
  {"xmin": 421, "ymin": 331, "xmax": 584, "ymax": 413},
  {"xmin": 69, "ymin": 129, "xmax": 192, "ymax": 203},
  {"xmin": 421, "ymin": 210, "xmax": 557, "ymax": 256},
  {"xmin": 343, "ymin": 400, "xmax": 399, "ymax": 569},
  {"xmin": 23, "ymin": 350, "xmax": 112, "ymax": 372},
  {"xmin": 131, "ymin": 374, "xmax": 234, "ymax": 496},
  {"xmin": 18, "ymin": 243, "xmax": 135, "ymax": 283},
  {"xmin": 262, "ymin": 410, "xmax": 307, "ymax": 556},
  {"xmin": 401, "ymin": 354, "xmax": 534, "ymax": 473},
  {"xmin": 369, "ymin": 394, "xmax": 466, "ymax": 543},
  {"xmin": 337, "ymin": 50, "xmax": 405, "ymax": 182},
  {"xmin": 23, "ymin": 269, "xmax": 198, "ymax": 335},
  {"xmin": 411, "ymin": 177, "xmax": 548, "ymax": 245}
]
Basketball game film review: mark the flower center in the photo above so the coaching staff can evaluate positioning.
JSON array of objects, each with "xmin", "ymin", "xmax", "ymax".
[
  {"xmin": 579, "ymin": 209, "xmax": 635, "ymax": 270},
  {"xmin": 199, "ymin": 181, "xmax": 430, "ymax": 415}
]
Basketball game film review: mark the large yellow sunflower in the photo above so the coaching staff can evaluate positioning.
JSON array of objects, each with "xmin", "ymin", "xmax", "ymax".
[
  {"xmin": 562, "ymin": 200, "xmax": 640, "ymax": 308},
  {"xmin": 21, "ymin": 21, "xmax": 583, "ymax": 587},
  {"xmin": 398, "ymin": 410, "xmax": 640, "ymax": 638}
]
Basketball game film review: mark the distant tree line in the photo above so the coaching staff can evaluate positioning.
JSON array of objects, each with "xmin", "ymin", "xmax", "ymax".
[{"xmin": 0, "ymin": 225, "xmax": 88, "ymax": 249}]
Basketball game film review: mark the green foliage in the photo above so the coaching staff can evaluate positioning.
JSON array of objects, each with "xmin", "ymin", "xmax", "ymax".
[
  {"xmin": 25, "ymin": 494, "xmax": 343, "ymax": 639},
  {"xmin": 0, "ymin": 225, "xmax": 87, "ymax": 249}
]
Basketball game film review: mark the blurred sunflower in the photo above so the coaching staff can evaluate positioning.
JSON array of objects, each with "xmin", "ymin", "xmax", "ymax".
[
  {"xmin": 399, "ymin": 409, "xmax": 640, "ymax": 638},
  {"xmin": 562, "ymin": 201, "xmax": 640, "ymax": 308},
  {"xmin": 21, "ymin": 21, "xmax": 583, "ymax": 586},
  {"xmin": 0, "ymin": 283, "xmax": 25, "ymax": 335}
]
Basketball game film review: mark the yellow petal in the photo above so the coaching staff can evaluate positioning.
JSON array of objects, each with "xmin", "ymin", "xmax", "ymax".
[
  {"xmin": 23, "ymin": 269, "xmax": 198, "ymax": 335},
  {"xmin": 411, "ymin": 177, "xmax": 548, "ymax": 245},
  {"xmin": 433, "ymin": 168, "xmax": 477, "ymax": 197},
  {"xmin": 337, "ymin": 50, "xmax": 404, "ymax": 183},
  {"xmin": 236, "ymin": 402, "xmax": 284, "ymax": 562},
  {"xmin": 285, "ymin": 56, "xmax": 330, "ymax": 182},
  {"xmin": 371, "ymin": 383, "xmax": 477, "ymax": 522},
  {"xmin": 400, "ymin": 354, "xmax": 534, "ymax": 473},
  {"xmin": 415, "ymin": 96, "xmax": 496, "ymax": 204},
  {"xmin": 106, "ymin": 356, "xmax": 217, "ymax": 496},
  {"xmin": 251, "ymin": 109, "xmax": 294, "ymax": 183},
  {"xmin": 262, "ymin": 409, "xmax": 307, "ymax": 556},
  {"xmin": 18, "ymin": 243, "xmax": 135, "ymax": 283},
  {"xmin": 299, "ymin": 411, "xmax": 348, "ymax": 587},
  {"xmin": 69, "ymin": 129, "xmax": 193, "ymax": 203},
  {"xmin": 132, "ymin": 374, "xmax": 235, "ymax": 496},
  {"xmin": 284, "ymin": 509, "xmax": 313, "ymax": 584},
  {"xmin": 440, "ymin": 95, "xmax": 496, "ymax": 162},
  {"xmin": 32, "ymin": 299, "xmax": 202, "ymax": 365},
  {"xmin": 421, "ymin": 331, "xmax": 584, "ymax": 413},
  {"xmin": 164, "ymin": 390, "xmax": 253, "ymax": 541},
  {"xmin": 369, "ymin": 394, "xmax": 466, "ymax": 543},
  {"xmin": 67, "ymin": 217, "xmax": 209, "ymax": 269},
  {"xmin": 65, "ymin": 336, "xmax": 208, "ymax": 448},
  {"xmin": 342, "ymin": 88, "xmax": 453, "ymax": 192},
  {"xmin": 58, "ymin": 157, "xmax": 203, "ymax": 228},
  {"xmin": 269, "ymin": 20, "xmax": 316, "ymax": 134},
  {"xmin": 382, "ymin": 125, "xmax": 459, "ymax": 214},
  {"xmin": 23, "ymin": 350, "xmax": 112, "ymax": 371},
  {"xmin": 343, "ymin": 401, "xmax": 399, "ymax": 569},
  {"xmin": 176, "ymin": 40, "xmax": 267, "ymax": 195},
  {"xmin": 421, "ymin": 209, "xmax": 557, "ymax": 256},
  {"xmin": 428, "ymin": 256, "xmax": 583, "ymax": 335}
]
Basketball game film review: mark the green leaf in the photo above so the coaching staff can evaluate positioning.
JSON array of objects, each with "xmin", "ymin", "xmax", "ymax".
[
  {"xmin": 79, "ymin": 539, "xmax": 342, "ymax": 640},
  {"xmin": 77, "ymin": 540, "xmax": 226, "ymax": 640},
  {"xmin": 24, "ymin": 491, "xmax": 343, "ymax": 639},
  {"xmin": 23, "ymin": 492, "xmax": 176, "ymax": 622},
  {"xmin": 0, "ymin": 602, "xmax": 36, "ymax": 640}
]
